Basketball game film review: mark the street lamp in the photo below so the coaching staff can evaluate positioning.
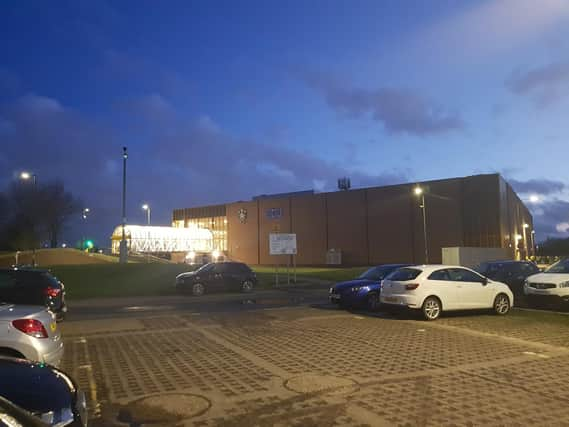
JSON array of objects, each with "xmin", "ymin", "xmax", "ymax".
[
  {"xmin": 414, "ymin": 186, "xmax": 428, "ymax": 264},
  {"xmin": 142, "ymin": 204, "xmax": 151, "ymax": 225},
  {"xmin": 531, "ymin": 229, "xmax": 536, "ymax": 257},
  {"xmin": 119, "ymin": 147, "xmax": 128, "ymax": 264},
  {"xmin": 19, "ymin": 171, "xmax": 37, "ymax": 186}
]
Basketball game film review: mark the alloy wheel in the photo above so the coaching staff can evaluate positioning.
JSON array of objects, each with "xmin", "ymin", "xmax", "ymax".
[
  {"xmin": 193, "ymin": 283, "xmax": 205, "ymax": 296},
  {"xmin": 242, "ymin": 280, "xmax": 254, "ymax": 293},
  {"xmin": 494, "ymin": 294, "xmax": 510, "ymax": 315},
  {"xmin": 423, "ymin": 297, "xmax": 441, "ymax": 320}
]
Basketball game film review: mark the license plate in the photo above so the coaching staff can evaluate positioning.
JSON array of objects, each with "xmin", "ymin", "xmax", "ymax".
[
  {"xmin": 383, "ymin": 296, "xmax": 397, "ymax": 302},
  {"xmin": 50, "ymin": 322, "xmax": 57, "ymax": 332}
]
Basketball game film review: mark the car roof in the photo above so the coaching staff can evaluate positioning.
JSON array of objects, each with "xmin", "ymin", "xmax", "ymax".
[
  {"xmin": 0, "ymin": 267, "xmax": 50, "ymax": 273},
  {"xmin": 482, "ymin": 260, "xmax": 527, "ymax": 265},
  {"xmin": 406, "ymin": 265, "xmax": 479, "ymax": 273}
]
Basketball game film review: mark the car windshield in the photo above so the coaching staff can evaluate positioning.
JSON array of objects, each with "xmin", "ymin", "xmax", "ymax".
[
  {"xmin": 358, "ymin": 266, "xmax": 394, "ymax": 281},
  {"xmin": 544, "ymin": 259, "xmax": 569, "ymax": 274}
]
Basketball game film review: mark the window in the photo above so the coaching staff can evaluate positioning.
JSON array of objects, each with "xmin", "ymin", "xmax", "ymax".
[
  {"xmin": 545, "ymin": 258, "xmax": 569, "ymax": 274},
  {"xmin": 428, "ymin": 269, "xmax": 451, "ymax": 281},
  {"xmin": 447, "ymin": 268, "xmax": 484, "ymax": 283},
  {"xmin": 387, "ymin": 268, "xmax": 421, "ymax": 281}
]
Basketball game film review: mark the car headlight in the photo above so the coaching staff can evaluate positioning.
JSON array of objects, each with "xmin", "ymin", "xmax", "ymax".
[
  {"xmin": 351, "ymin": 286, "xmax": 361, "ymax": 292},
  {"xmin": 329, "ymin": 287, "xmax": 334, "ymax": 294},
  {"xmin": 559, "ymin": 281, "xmax": 569, "ymax": 288}
]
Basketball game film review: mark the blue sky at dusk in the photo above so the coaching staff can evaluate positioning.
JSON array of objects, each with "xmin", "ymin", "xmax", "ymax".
[{"xmin": 1, "ymin": 0, "xmax": 569, "ymax": 246}]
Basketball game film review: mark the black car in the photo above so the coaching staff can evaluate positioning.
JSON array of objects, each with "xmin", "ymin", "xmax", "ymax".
[
  {"xmin": 475, "ymin": 260, "xmax": 540, "ymax": 296},
  {"xmin": 175, "ymin": 262, "xmax": 257, "ymax": 296},
  {"xmin": 0, "ymin": 357, "xmax": 87, "ymax": 426},
  {"xmin": 0, "ymin": 268, "xmax": 67, "ymax": 321}
]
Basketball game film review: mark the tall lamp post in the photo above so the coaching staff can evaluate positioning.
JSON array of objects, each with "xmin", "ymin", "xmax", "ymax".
[
  {"xmin": 531, "ymin": 229, "xmax": 536, "ymax": 257},
  {"xmin": 142, "ymin": 204, "xmax": 151, "ymax": 225},
  {"xmin": 82, "ymin": 208, "xmax": 90, "ymax": 251},
  {"xmin": 523, "ymin": 223, "xmax": 530, "ymax": 260},
  {"xmin": 414, "ymin": 186, "xmax": 429, "ymax": 264},
  {"xmin": 119, "ymin": 147, "xmax": 128, "ymax": 264},
  {"xmin": 19, "ymin": 171, "xmax": 38, "ymax": 265}
]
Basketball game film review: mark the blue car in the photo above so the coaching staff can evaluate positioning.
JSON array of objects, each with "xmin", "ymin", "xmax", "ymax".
[{"xmin": 329, "ymin": 264, "xmax": 411, "ymax": 310}]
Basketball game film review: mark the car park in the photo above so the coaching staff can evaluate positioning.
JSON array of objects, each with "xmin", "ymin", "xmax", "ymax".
[
  {"xmin": 0, "ymin": 303, "xmax": 63, "ymax": 366},
  {"xmin": 524, "ymin": 258, "xmax": 569, "ymax": 305},
  {"xmin": 380, "ymin": 265, "xmax": 514, "ymax": 320},
  {"xmin": 475, "ymin": 260, "xmax": 540, "ymax": 297},
  {"xmin": 175, "ymin": 262, "xmax": 257, "ymax": 296},
  {"xmin": 329, "ymin": 264, "xmax": 411, "ymax": 310},
  {"xmin": 0, "ymin": 268, "xmax": 67, "ymax": 321},
  {"xmin": 0, "ymin": 357, "xmax": 87, "ymax": 427}
]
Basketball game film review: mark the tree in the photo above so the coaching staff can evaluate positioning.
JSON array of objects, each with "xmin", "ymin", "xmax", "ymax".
[{"xmin": 0, "ymin": 180, "xmax": 82, "ymax": 250}]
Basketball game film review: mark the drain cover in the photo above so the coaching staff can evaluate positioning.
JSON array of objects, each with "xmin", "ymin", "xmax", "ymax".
[
  {"xmin": 126, "ymin": 393, "xmax": 210, "ymax": 423},
  {"xmin": 285, "ymin": 374, "xmax": 357, "ymax": 395}
]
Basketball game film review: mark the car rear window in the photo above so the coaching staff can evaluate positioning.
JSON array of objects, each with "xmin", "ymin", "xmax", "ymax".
[
  {"xmin": 387, "ymin": 268, "xmax": 422, "ymax": 281},
  {"xmin": 12, "ymin": 270, "xmax": 60, "ymax": 288}
]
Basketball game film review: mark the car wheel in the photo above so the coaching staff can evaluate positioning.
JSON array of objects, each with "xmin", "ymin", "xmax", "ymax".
[
  {"xmin": 493, "ymin": 293, "xmax": 510, "ymax": 315},
  {"xmin": 422, "ymin": 296, "xmax": 441, "ymax": 321},
  {"xmin": 242, "ymin": 280, "xmax": 254, "ymax": 293},
  {"xmin": 192, "ymin": 283, "xmax": 205, "ymax": 296},
  {"xmin": 367, "ymin": 293, "xmax": 380, "ymax": 311}
]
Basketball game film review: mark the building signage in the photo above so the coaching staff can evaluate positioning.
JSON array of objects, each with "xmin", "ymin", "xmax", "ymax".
[
  {"xmin": 269, "ymin": 233, "xmax": 297, "ymax": 255},
  {"xmin": 266, "ymin": 207, "xmax": 282, "ymax": 219},
  {"xmin": 237, "ymin": 208, "xmax": 247, "ymax": 224}
]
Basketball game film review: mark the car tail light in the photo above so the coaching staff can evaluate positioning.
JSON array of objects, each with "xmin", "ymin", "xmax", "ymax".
[
  {"xmin": 44, "ymin": 286, "xmax": 61, "ymax": 298},
  {"xmin": 12, "ymin": 319, "xmax": 49, "ymax": 339},
  {"xmin": 405, "ymin": 283, "xmax": 420, "ymax": 291}
]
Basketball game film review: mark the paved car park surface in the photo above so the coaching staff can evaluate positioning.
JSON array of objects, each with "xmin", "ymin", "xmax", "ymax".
[{"xmin": 60, "ymin": 291, "xmax": 569, "ymax": 426}]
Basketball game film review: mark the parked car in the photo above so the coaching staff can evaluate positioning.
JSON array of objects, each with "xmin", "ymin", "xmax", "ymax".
[
  {"xmin": 0, "ymin": 303, "xmax": 63, "ymax": 367},
  {"xmin": 0, "ymin": 357, "xmax": 87, "ymax": 427},
  {"xmin": 380, "ymin": 265, "xmax": 514, "ymax": 320},
  {"xmin": 175, "ymin": 262, "xmax": 257, "ymax": 296},
  {"xmin": 0, "ymin": 268, "xmax": 67, "ymax": 321},
  {"xmin": 0, "ymin": 395, "xmax": 49, "ymax": 427},
  {"xmin": 329, "ymin": 264, "xmax": 411, "ymax": 310},
  {"xmin": 524, "ymin": 257, "xmax": 569, "ymax": 305},
  {"xmin": 475, "ymin": 260, "xmax": 540, "ymax": 296}
]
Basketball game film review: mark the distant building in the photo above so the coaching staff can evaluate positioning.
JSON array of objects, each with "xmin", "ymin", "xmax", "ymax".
[{"xmin": 172, "ymin": 174, "xmax": 533, "ymax": 266}]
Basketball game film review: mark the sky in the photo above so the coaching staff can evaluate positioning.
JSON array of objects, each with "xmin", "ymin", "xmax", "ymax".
[{"xmin": 1, "ymin": 0, "xmax": 569, "ymax": 247}]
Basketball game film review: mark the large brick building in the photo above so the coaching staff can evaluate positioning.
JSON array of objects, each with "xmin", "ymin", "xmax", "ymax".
[{"xmin": 172, "ymin": 174, "xmax": 533, "ymax": 266}]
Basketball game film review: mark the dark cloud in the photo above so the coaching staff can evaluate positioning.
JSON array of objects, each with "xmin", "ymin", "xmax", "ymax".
[
  {"xmin": 508, "ymin": 178, "xmax": 566, "ymax": 195},
  {"xmin": 507, "ymin": 62, "xmax": 569, "ymax": 106},
  {"xmin": 0, "ymin": 92, "xmax": 408, "ymax": 245},
  {"xmin": 532, "ymin": 199, "xmax": 569, "ymax": 238},
  {"xmin": 301, "ymin": 71, "xmax": 463, "ymax": 136}
]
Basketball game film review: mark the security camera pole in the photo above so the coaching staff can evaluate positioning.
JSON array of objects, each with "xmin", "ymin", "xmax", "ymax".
[{"xmin": 119, "ymin": 147, "xmax": 128, "ymax": 264}]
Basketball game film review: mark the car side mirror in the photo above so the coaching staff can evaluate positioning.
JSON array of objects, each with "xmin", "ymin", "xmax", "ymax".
[{"xmin": 482, "ymin": 278, "xmax": 489, "ymax": 286}]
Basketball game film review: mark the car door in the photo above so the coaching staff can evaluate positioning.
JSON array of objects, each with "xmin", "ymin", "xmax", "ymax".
[
  {"xmin": 448, "ymin": 268, "xmax": 493, "ymax": 309},
  {"xmin": 209, "ymin": 263, "xmax": 227, "ymax": 291},
  {"xmin": 425, "ymin": 269, "xmax": 460, "ymax": 310}
]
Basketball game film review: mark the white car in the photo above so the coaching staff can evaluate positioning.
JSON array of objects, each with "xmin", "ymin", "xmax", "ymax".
[
  {"xmin": 524, "ymin": 258, "xmax": 569, "ymax": 304},
  {"xmin": 380, "ymin": 265, "xmax": 514, "ymax": 320}
]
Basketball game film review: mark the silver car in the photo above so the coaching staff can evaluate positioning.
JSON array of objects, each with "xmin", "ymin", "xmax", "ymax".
[{"xmin": 0, "ymin": 303, "xmax": 63, "ymax": 367}]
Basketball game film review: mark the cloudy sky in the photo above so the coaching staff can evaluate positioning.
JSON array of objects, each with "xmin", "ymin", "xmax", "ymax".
[{"xmin": 1, "ymin": 0, "xmax": 569, "ymax": 246}]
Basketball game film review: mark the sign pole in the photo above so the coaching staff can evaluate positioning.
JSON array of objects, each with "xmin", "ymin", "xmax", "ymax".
[{"xmin": 293, "ymin": 254, "xmax": 297, "ymax": 284}]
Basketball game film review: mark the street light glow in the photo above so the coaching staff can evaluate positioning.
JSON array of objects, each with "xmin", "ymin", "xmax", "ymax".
[
  {"xmin": 20, "ymin": 171, "xmax": 31, "ymax": 180},
  {"xmin": 414, "ymin": 186, "xmax": 423, "ymax": 196},
  {"xmin": 529, "ymin": 194, "xmax": 539, "ymax": 203},
  {"xmin": 142, "ymin": 204, "xmax": 149, "ymax": 210},
  {"xmin": 523, "ymin": 223, "xmax": 529, "ymax": 229},
  {"xmin": 84, "ymin": 208, "xmax": 90, "ymax": 213}
]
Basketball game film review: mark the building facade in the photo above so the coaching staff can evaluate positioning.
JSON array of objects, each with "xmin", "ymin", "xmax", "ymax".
[{"xmin": 172, "ymin": 174, "xmax": 534, "ymax": 266}]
